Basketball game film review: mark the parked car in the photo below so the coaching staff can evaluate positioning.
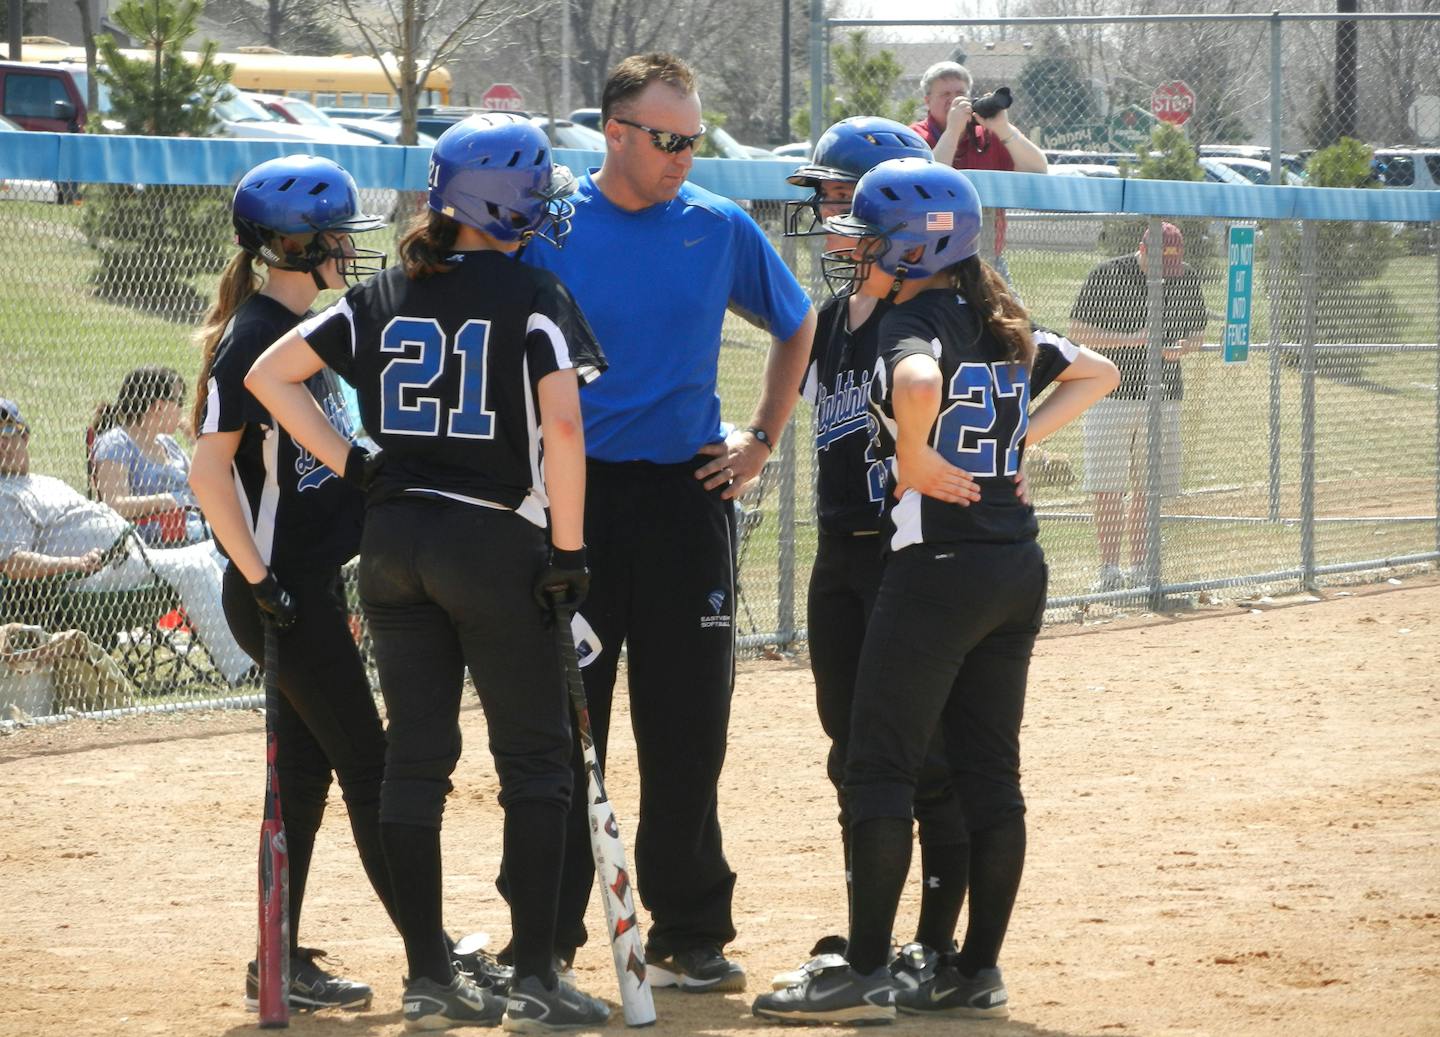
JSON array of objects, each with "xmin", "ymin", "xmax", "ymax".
[
  {"xmin": 1198, "ymin": 144, "xmax": 1306, "ymax": 181},
  {"xmin": 233, "ymin": 91, "xmax": 377, "ymax": 145},
  {"xmin": 771, "ymin": 141, "xmax": 812, "ymax": 159},
  {"xmin": 250, "ymin": 94, "xmax": 342, "ymax": 129},
  {"xmin": 568, "ymin": 107, "xmax": 601, "ymax": 131},
  {"xmin": 1204, "ymin": 155, "xmax": 1305, "ymax": 186},
  {"xmin": 319, "ymin": 106, "xmax": 393, "ymax": 120},
  {"xmin": 1045, "ymin": 149, "xmax": 1125, "ymax": 167},
  {"xmin": 1050, "ymin": 163, "xmax": 1124, "ymax": 179},
  {"xmin": 0, "ymin": 59, "xmax": 86, "ymax": 132},
  {"xmin": 1198, "ymin": 157, "xmax": 1256, "ymax": 186},
  {"xmin": 332, "ymin": 116, "xmax": 436, "ymax": 148},
  {"xmin": 1371, "ymin": 148, "xmax": 1440, "ymax": 190},
  {"xmin": 530, "ymin": 116, "xmax": 605, "ymax": 150},
  {"xmin": 373, "ymin": 105, "xmax": 497, "ymax": 140}
]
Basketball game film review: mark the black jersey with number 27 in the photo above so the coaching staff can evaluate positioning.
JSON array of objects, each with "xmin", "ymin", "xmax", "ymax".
[
  {"xmin": 871, "ymin": 289, "xmax": 1077, "ymax": 550},
  {"xmin": 298, "ymin": 250, "xmax": 606, "ymax": 527}
]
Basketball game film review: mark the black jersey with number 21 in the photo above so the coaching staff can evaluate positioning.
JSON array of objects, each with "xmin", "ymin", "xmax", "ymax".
[
  {"xmin": 299, "ymin": 250, "xmax": 606, "ymax": 528},
  {"xmin": 872, "ymin": 289, "xmax": 1077, "ymax": 550}
]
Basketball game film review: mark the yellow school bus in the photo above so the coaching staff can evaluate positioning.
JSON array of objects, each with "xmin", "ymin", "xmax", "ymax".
[{"xmin": 4, "ymin": 39, "xmax": 451, "ymax": 109}]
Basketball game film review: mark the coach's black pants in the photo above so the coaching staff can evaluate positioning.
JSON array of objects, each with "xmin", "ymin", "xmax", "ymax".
[
  {"xmin": 222, "ymin": 562, "xmax": 394, "ymax": 947},
  {"xmin": 549, "ymin": 458, "xmax": 739, "ymax": 959},
  {"xmin": 808, "ymin": 532, "xmax": 967, "ymax": 849}
]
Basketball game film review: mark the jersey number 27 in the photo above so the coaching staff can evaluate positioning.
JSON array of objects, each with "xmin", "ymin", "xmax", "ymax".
[
  {"xmin": 935, "ymin": 361, "xmax": 1029, "ymax": 477},
  {"xmin": 379, "ymin": 317, "xmax": 495, "ymax": 439}
]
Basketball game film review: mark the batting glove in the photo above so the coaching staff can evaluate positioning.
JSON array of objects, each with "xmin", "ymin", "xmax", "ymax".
[
  {"xmin": 343, "ymin": 444, "xmax": 385, "ymax": 492},
  {"xmin": 251, "ymin": 571, "xmax": 298, "ymax": 631},
  {"xmin": 534, "ymin": 547, "xmax": 589, "ymax": 614}
]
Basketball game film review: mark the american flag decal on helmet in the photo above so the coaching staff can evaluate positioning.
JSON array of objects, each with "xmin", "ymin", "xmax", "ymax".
[{"xmin": 926, "ymin": 211, "xmax": 954, "ymax": 231}]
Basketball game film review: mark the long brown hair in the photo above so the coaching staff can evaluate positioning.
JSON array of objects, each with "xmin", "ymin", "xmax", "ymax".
[
  {"xmin": 398, "ymin": 208, "xmax": 462, "ymax": 279},
  {"xmin": 191, "ymin": 251, "xmax": 263, "ymax": 433},
  {"xmin": 951, "ymin": 255, "xmax": 1035, "ymax": 368}
]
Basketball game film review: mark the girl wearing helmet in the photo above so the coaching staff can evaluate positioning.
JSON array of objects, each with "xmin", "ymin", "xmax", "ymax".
[
  {"xmin": 189, "ymin": 154, "xmax": 393, "ymax": 1015},
  {"xmin": 245, "ymin": 114, "xmax": 612, "ymax": 1031},
  {"xmin": 775, "ymin": 117, "xmax": 979, "ymax": 991},
  {"xmin": 755, "ymin": 158, "xmax": 1118, "ymax": 1025}
]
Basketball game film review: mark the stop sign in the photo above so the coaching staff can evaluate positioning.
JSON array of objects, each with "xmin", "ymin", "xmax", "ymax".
[
  {"xmin": 1151, "ymin": 81, "xmax": 1195, "ymax": 126},
  {"xmin": 481, "ymin": 83, "xmax": 524, "ymax": 112}
]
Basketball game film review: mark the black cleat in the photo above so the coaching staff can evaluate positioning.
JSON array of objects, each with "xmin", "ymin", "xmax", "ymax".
[
  {"xmin": 244, "ymin": 947, "xmax": 373, "ymax": 1012},
  {"xmin": 501, "ymin": 975, "xmax": 612, "ymax": 1032},
  {"xmin": 752, "ymin": 957, "xmax": 896, "ymax": 1025},
  {"xmin": 647, "ymin": 945, "xmax": 747, "ymax": 993},
  {"xmin": 403, "ymin": 972, "xmax": 507, "ymax": 1030},
  {"xmin": 894, "ymin": 963, "xmax": 1009, "ymax": 1019}
]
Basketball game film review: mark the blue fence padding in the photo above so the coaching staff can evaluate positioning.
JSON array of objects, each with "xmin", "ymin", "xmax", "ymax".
[
  {"xmin": 964, "ymin": 169, "xmax": 1125, "ymax": 212},
  {"xmin": 3, "ymin": 132, "xmax": 1439, "ymax": 221},
  {"xmin": 0, "ymin": 131, "xmax": 62, "ymax": 180}
]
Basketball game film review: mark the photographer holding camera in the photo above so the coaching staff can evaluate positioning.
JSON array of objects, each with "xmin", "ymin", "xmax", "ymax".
[{"xmin": 910, "ymin": 62, "xmax": 1047, "ymax": 282}]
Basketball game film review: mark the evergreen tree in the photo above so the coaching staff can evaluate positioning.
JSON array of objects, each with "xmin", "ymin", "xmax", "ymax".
[
  {"xmin": 792, "ymin": 32, "xmax": 912, "ymax": 139},
  {"xmin": 98, "ymin": 0, "xmax": 231, "ymax": 137},
  {"xmin": 83, "ymin": 0, "xmax": 233, "ymax": 319}
]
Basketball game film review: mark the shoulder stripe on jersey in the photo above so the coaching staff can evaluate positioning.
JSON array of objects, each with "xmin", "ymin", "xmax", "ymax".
[
  {"xmin": 526, "ymin": 311, "xmax": 599, "ymax": 385},
  {"xmin": 517, "ymin": 351, "xmax": 548, "ymax": 529},
  {"xmin": 298, "ymin": 297, "xmax": 358, "ymax": 358},
  {"xmin": 200, "ymin": 376, "xmax": 221, "ymax": 435},
  {"xmin": 1033, "ymin": 327, "xmax": 1080, "ymax": 362},
  {"xmin": 246, "ymin": 427, "xmax": 280, "ymax": 565},
  {"xmin": 800, "ymin": 360, "xmax": 819, "ymax": 405}
]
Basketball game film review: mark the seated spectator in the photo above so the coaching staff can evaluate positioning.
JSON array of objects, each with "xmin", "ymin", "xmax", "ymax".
[
  {"xmin": 0, "ymin": 399, "xmax": 251, "ymax": 685},
  {"xmin": 91, "ymin": 366, "xmax": 208, "ymax": 546}
]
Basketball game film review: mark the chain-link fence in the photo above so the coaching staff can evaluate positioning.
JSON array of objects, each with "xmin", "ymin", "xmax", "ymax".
[{"xmin": 2, "ymin": 136, "xmax": 1438, "ymax": 724}]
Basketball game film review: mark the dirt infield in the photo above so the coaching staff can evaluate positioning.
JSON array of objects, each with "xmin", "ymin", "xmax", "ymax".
[{"xmin": 3, "ymin": 577, "xmax": 1438, "ymax": 1037}]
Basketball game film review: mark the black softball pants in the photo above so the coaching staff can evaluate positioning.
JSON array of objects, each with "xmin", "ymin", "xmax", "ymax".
[
  {"xmin": 361, "ymin": 497, "xmax": 574, "ymax": 984},
  {"xmin": 808, "ymin": 532, "xmax": 967, "ymax": 848},
  {"xmin": 842, "ymin": 539, "xmax": 1047, "ymax": 972},
  {"xmin": 222, "ymin": 562, "xmax": 396, "ymax": 949},
  {"xmin": 548, "ymin": 458, "xmax": 739, "ymax": 960}
]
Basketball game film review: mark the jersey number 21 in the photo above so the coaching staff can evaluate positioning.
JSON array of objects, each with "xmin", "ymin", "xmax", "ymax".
[{"xmin": 379, "ymin": 317, "xmax": 496, "ymax": 439}]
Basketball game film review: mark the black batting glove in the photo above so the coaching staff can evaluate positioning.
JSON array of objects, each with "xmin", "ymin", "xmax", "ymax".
[
  {"xmin": 250, "ymin": 571, "xmax": 298, "ymax": 631},
  {"xmin": 342, "ymin": 444, "xmax": 385, "ymax": 492},
  {"xmin": 533, "ymin": 546, "xmax": 589, "ymax": 615}
]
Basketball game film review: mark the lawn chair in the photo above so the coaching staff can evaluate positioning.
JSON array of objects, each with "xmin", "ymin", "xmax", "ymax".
[{"xmin": 0, "ymin": 528, "xmax": 227, "ymax": 698}]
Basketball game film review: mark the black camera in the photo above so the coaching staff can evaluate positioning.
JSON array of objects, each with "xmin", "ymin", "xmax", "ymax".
[{"xmin": 970, "ymin": 86, "xmax": 1013, "ymax": 119}]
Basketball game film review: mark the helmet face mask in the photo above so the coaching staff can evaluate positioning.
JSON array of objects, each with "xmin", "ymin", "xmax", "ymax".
[
  {"xmin": 233, "ymin": 156, "xmax": 387, "ymax": 283},
  {"xmin": 784, "ymin": 116, "xmax": 933, "ymax": 239},
  {"xmin": 428, "ymin": 113, "xmax": 578, "ymax": 250},
  {"xmin": 819, "ymin": 157, "xmax": 982, "ymax": 298}
]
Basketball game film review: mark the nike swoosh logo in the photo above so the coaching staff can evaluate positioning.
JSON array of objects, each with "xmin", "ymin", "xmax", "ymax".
[
  {"xmin": 684, "ymin": 237, "xmax": 706, "ymax": 247},
  {"xmin": 930, "ymin": 986, "xmax": 958, "ymax": 1003}
]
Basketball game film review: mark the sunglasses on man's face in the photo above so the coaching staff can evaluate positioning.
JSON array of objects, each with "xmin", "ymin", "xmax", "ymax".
[{"xmin": 613, "ymin": 118, "xmax": 706, "ymax": 154}]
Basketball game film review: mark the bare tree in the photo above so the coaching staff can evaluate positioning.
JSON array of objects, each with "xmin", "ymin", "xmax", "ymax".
[
  {"xmin": 334, "ymin": 0, "xmax": 548, "ymax": 144},
  {"xmin": 217, "ymin": 0, "xmax": 345, "ymax": 53}
]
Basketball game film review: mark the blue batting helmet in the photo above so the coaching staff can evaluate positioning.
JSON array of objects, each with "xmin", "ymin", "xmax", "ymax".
[
  {"xmin": 428, "ymin": 113, "xmax": 576, "ymax": 247},
  {"xmin": 784, "ymin": 117, "xmax": 933, "ymax": 237},
  {"xmin": 233, "ymin": 156, "xmax": 386, "ymax": 283},
  {"xmin": 820, "ymin": 157, "xmax": 982, "ymax": 297}
]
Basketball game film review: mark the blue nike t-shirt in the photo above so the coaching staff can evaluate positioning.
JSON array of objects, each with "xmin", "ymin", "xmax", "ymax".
[{"xmin": 525, "ymin": 172, "xmax": 811, "ymax": 463}]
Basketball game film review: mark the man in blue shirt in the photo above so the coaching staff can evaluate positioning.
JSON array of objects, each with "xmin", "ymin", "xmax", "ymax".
[{"xmin": 519, "ymin": 52, "xmax": 816, "ymax": 992}]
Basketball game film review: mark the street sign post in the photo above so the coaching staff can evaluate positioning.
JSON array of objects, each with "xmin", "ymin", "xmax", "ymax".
[
  {"xmin": 1151, "ymin": 81, "xmax": 1196, "ymax": 126},
  {"xmin": 481, "ymin": 84, "xmax": 525, "ymax": 111}
]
